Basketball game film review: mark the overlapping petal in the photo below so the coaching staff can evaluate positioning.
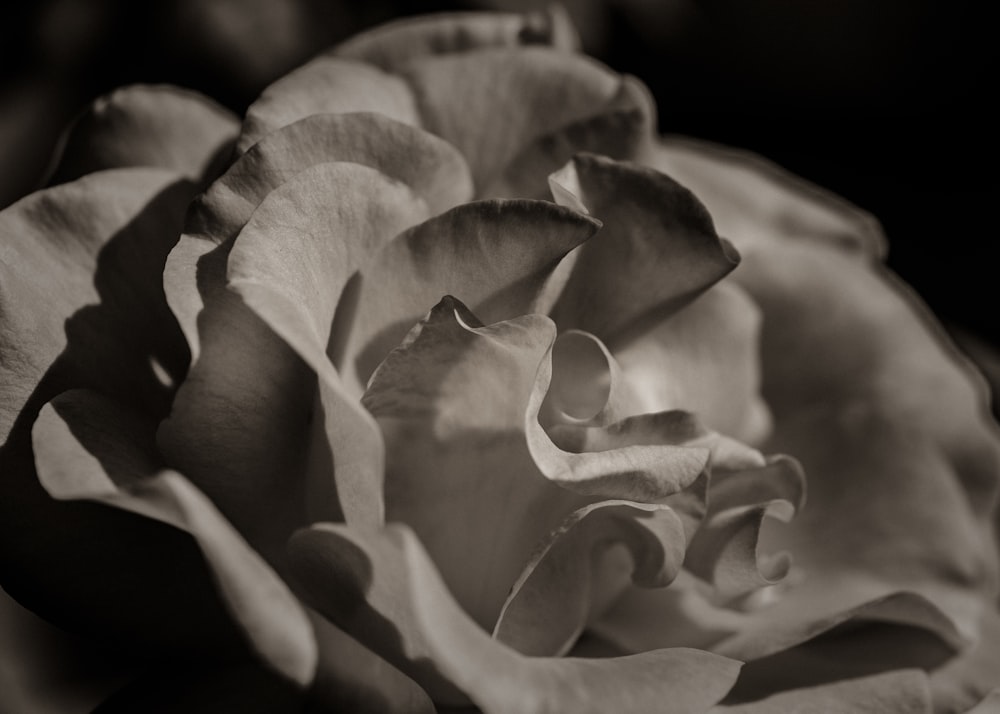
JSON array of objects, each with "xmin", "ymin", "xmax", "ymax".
[
  {"xmin": 32, "ymin": 389, "xmax": 316, "ymax": 685},
  {"xmin": 288, "ymin": 522, "xmax": 742, "ymax": 712},
  {"xmin": 47, "ymin": 85, "xmax": 239, "ymax": 189},
  {"xmin": 548, "ymin": 153, "xmax": 740, "ymax": 344}
]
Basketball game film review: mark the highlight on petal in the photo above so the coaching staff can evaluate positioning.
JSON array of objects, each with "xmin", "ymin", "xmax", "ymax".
[
  {"xmin": 288, "ymin": 522, "xmax": 742, "ymax": 712},
  {"xmin": 362, "ymin": 297, "xmax": 732, "ymax": 630},
  {"xmin": 399, "ymin": 48, "xmax": 620, "ymax": 192},
  {"xmin": 47, "ymin": 84, "xmax": 239, "ymax": 188},
  {"xmin": 494, "ymin": 499, "xmax": 686, "ymax": 657},
  {"xmin": 32, "ymin": 389, "xmax": 317, "ymax": 686},
  {"xmin": 338, "ymin": 198, "xmax": 599, "ymax": 390},
  {"xmin": 612, "ymin": 281, "xmax": 772, "ymax": 445},
  {"xmin": 333, "ymin": 7, "xmax": 579, "ymax": 69},
  {"xmin": 548, "ymin": 153, "xmax": 740, "ymax": 344},
  {"xmin": 714, "ymin": 669, "xmax": 932, "ymax": 714},
  {"xmin": 238, "ymin": 58, "xmax": 420, "ymax": 153},
  {"xmin": 650, "ymin": 135, "xmax": 887, "ymax": 256},
  {"xmin": 166, "ymin": 111, "xmax": 472, "ymax": 358},
  {"xmin": 0, "ymin": 168, "xmax": 192, "ymax": 442}
]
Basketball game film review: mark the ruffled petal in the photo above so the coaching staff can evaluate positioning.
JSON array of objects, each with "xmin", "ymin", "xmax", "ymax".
[
  {"xmin": 166, "ymin": 111, "xmax": 472, "ymax": 358},
  {"xmin": 47, "ymin": 85, "xmax": 239, "ymax": 188},
  {"xmin": 0, "ymin": 168, "xmax": 192, "ymax": 441},
  {"xmin": 338, "ymin": 199, "xmax": 599, "ymax": 390},
  {"xmin": 612, "ymin": 281, "xmax": 772, "ymax": 444},
  {"xmin": 32, "ymin": 389, "xmax": 317, "ymax": 685},
  {"xmin": 238, "ymin": 58, "xmax": 421, "ymax": 154},
  {"xmin": 714, "ymin": 670, "xmax": 932, "ymax": 714},
  {"xmin": 548, "ymin": 153, "xmax": 739, "ymax": 344},
  {"xmin": 650, "ymin": 136, "xmax": 886, "ymax": 256},
  {"xmin": 362, "ymin": 297, "xmax": 728, "ymax": 628},
  {"xmin": 333, "ymin": 7, "xmax": 579, "ymax": 69},
  {"xmin": 288, "ymin": 522, "xmax": 742, "ymax": 712},
  {"xmin": 493, "ymin": 500, "xmax": 685, "ymax": 657},
  {"xmin": 399, "ymin": 48, "xmax": 620, "ymax": 192}
]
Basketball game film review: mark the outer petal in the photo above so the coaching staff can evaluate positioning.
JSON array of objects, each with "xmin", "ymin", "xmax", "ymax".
[
  {"xmin": 47, "ymin": 85, "xmax": 239, "ymax": 188},
  {"xmin": 548, "ymin": 153, "xmax": 739, "ymax": 344},
  {"xmin": 0, "ymin": 168, "xmax": 192, "ymax": 440},
  {"xmin": 399, "ymin": 48, "xmax": 620, "ymax": 192},
  {"xmin": 493, "ymin": 500, "xmax": 686, "ymax": 657},
  {"xmin": 338, "ymin": 199, "xmax": 600, "ymax": 390},
  {"xmin": 333, "ymin": 7, "xmax": 579, "ymax": 69},
  {"xmin": 288, "ymin": 522, "xmax": 742, "ymax": 713},
  {"xmin": 32, "ymin": 389, "xmax": 317, "ymax": 685},
  {"xmin": 714, "ymin": 670, "xmax": 932, "ymax": 714},
  {"xmin": 362, "ymin": 297, "xmax": 727, "ymax": 629}
]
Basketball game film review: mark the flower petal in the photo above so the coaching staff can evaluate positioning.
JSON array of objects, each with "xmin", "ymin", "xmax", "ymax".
[
  {"xmin": 399, "ymin": 48, "xmax": 621, "ymax": 192},
  {"xmin": 612, "ymin": 281, "xmax": 772, "ymax": 444},
  {"xmin": 548, "ymin": 153, "xmax": 739, "ymax": 344},
  {"xmin": 483, "ymin": 76, "xmax": 656, "ymax": 199},
  {"xmin": 650, "ymin": 136, "xmax": 886, "ymax": 256},
  {"xmin": 47, "ymin": 85, "xmax": 239, "ymax": 187},
  {"xmin": 339, "ymin": 199, "xmax": 599, "ymax": 390},
  {"xmin": 494, "ymin": 499, "xmax": 686, "ymax": 657},
  {"xmin": 238, "ymin": 58, "xmax": 421, "ymax": 154},
  {"xmin": 362, "ymin": 297, "xmax": 724, "ymax": 628},
  {"xmin": 166, "ymin": 111, "xmax": 472, "ymax": 358},
  {"xmin": 333, "ymin": 7, "xmax": 579, "ymax": 69},
  {"xmin": 0, "ymin": 168, "xmax": 192, "ymax": 443},
  {"xmin": 714, "ymin": 670, "xmax": 932, "ymax": 714},
  {"xmin": 288, "ymin": 522, "xmax": 742, "ymax": 712},
  {"xmin": 32, "ymin": 389, "xmax": 317, "ymax": 685}
]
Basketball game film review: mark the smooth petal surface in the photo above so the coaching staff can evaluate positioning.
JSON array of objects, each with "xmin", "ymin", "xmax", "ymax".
[
  {"xmin": 48, "ymin": 85, "xmax": 239, "ymax": 188},
  {"xmin": 400, "ymin": 48, "xmax": 620, "ymax": 192},
  {"xmin": 0, "ymin": 168, "xmax": 191, "ymax": 441},
  {"xmin": 493, "ymin": 500, "xmax": 686, "ymax": 657},
  {"xmin": 339, "ymin": 199, "xmax": 599, "ymax": 390},
  {"xmin": 165, "ymin": 111, "xmax": 472, "ymax": 357},
  {"xmin": 363, "ymin": 297, "xmax": 724, "ymax": 629},
  {"xmin": 333, "ymin": 7, "xmax": 579, "ymax": 69},
  {"xmin": 548, "ymin": 153, "xmax": 740, "ymax": 344},
  {"xmin": 32, "ymin": 389, "xmax": 317, "ymax": 685},
  {"xmin": 650, "ymin": 136, "xmax": 886, "ymax": 256},
  {"xmin": 289, "ymin": 522, "xmax": 742, "ymax": 712},
  {"xmin": 715, "ymin": 670, "xmax": 932, "ymax": 713},
  {"xmin": 238, "ymin": 58, "xmax": 421, "ymax": 154},
  {"xmin": 612, "ymin": 281, "xmax": 772, "ymax": 444}
]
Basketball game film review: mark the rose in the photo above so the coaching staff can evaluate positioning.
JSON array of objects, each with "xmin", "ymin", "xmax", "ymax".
[{"xmin": 2, "ymin": 8, "xmax": 999, "ymax": 712}]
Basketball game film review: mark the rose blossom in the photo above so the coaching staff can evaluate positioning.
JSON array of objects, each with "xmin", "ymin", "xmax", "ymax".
[{"xmin": 2, "ymin": 8, "xmax": 999, "ymax": 713}]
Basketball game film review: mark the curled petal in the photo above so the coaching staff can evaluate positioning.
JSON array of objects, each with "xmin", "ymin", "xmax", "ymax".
[
  {"xmin": 333, "ymin": 7, "xmax": 579, "ymax": 69},
  {"xmin": 363, "ymin": 297, "xmax": 724, "ymax": 628},
  {"xmin": 166, "ymin": 112, "xmax": 472, "ymax": 357},
  {"xmin": 714, "ymin": 670, "xmax": 932, "ymax": 714},
  {"xmin": 399, "ymin": 48, "xmax": 621, "ymax": 191},
  {"xmin": 548, "ymin": 153, "xmax": 739, "ymax": 344},
  {"xmin": 32, "ymin": 389, "xmax": 317, "ymax": 685},
  {"xmin": 340, "ymin": 199, "xmax": 599, "ymax": 389},
  {"xmin": 288, "ymin": 522, "xmax": 742, "ymax": 712},
  {"xmin": 494, "ymin": 500, "xmax": 686, "ymax": 657},
  {"xmin": 47, "ymin": 85, "xmax": 239, "ymax": 187},
  {"xmin": 238, "ymin": 58, "xmax": 421, "ymax": 153}
]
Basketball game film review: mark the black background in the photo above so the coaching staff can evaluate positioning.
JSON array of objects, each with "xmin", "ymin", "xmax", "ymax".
[{"xmin": 1, "ymin": 0, "xmax": 996, "ymax": 345}]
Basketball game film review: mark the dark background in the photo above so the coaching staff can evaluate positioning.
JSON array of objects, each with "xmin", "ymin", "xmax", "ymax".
[{"xmin": 1, "ymin": 0, "xmax": 996, "ymax": 348}]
